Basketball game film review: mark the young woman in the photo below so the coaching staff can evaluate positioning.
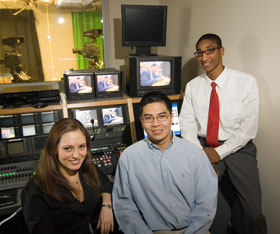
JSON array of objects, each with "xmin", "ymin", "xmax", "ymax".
[{"xmin": 21, "ymin": 118, "xmax": 114, "ymax": 234}]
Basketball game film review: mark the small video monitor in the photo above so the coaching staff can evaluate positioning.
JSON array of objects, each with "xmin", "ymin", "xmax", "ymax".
[
  {"xmin": 0, "ymin": 115, "xmax": 13, "ymax": 127},
  {"xmin": 1, "ymin": 127, "xmax": 15, "ymax": 139},
  {"xmin": 96, "ymin": 74, "xmax": 120, "ymax": 93},
  {"xmin": 21, "ymin": 113, "xmax": 34, "ymax": 125},
  {"xmin": 41, "ymin": 111, "xmax": 55, "ymax": 123},
  {"xmin": 74, "ymin": 109, "xmax": 98, "ymax": 127},
  {"xmin": 33, "ymin": 135, "xmax": 48, "ymax": 152},
  {"xmin": 7, "ymin": 141, "xmax": 25, "ymax": 156},
  {"xmin": 102, "ymin": 106, "xmax": 124, "ymax": 125},
  {"xmin": 171, "ymin": 103, "xmax": 181, "ymax": 136},
  {"xmin": 68, "ymin": 75, "xmax": 93, "ymax": 94},
  {"xmin": 42, "ymin": 123, "xmax": 54, "ymax": 134},
  {"xmin": 140, "ymin": 61, "xmax": 171, "ymax": 87},
  {"xmin": 22, "ymin": 125, "xmax": 36, "ymax": 137}
]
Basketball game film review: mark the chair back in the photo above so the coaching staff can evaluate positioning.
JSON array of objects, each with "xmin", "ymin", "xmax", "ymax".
[{"xmin": 0, "ymin": 207, "xmax": 29, "ymax": 234}]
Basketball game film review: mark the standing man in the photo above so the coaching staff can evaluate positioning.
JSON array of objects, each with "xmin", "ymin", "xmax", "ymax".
[
  {"xmin": 113, "ymin": 91, "xmax": 217, "ymax": 234},
  {"xmin": 179, "ymin": 33, "xmax": 267, "ymax": 234}
]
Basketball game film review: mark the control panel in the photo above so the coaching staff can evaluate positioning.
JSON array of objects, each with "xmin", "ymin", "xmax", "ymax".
[
  {"xmin": 0, "ymin": 160, "xmax": 38, "ymax": 192},
  {"xmin": 91, "ymin": 143, "xmax": 127, "ymax": 175}
]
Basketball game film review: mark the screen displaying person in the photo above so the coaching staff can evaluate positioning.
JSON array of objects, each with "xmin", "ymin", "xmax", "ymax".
[
  {"xmin": 69, "ymin": 76, "xmax": 92, "ymax": 94},
  {"xmin": 113, "ymin": 91, "xmax": 217, "ymax": 234},
  {"xmin": 97, "ymin": 76, "xmax": 115, "ymax": 92},
  {"xmin": 179, "ymin": 33, "xmax": 267, "ymax": 234},
  {"xmin": 21, "ymin": 118, "xmax": 114, "ymax": 234},
  {"xmin": 140, "ymin": 62, "xmax": 171, "ymax": 87},
  {"xmin": 103, "ymin": 108, "xmax": 123, "ymax": 125}
]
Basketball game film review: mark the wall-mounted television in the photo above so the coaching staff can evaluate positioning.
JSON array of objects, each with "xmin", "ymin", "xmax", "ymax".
[
  {"xmin": 94, "ymin": 68, "xmax": 122, "ymax": 98},
  {"xmin": 128, "ymin": 55, "xmax": 182, "ymax": 97},
  {"xmin": 64, "ymin": 69, "xmax": 95, "ymax": 101},
  {"xmin": 121, "ymin": 4, "xmax": 167, "ymax": 56}
]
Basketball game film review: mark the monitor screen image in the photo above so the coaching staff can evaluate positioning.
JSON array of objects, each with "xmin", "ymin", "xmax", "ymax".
[
  {"xmin": 22, "ymin": 125, "xmax": 36, "ymax": 137},
  {"xmin": 140, "ymin": 61, "xmax": 171, "ymax": 87},
  {"xmin": 41, "ymin": 111, "xmax": 55, "ymax": 123},
  {"xmin": 75, "ymin": 109, "xmax": 98, "ymax": 127},
  {"xmin": 96, "ymin": 74, "xmax": 120, "ymax": 93},
  {"xmin": 102, "ymin": 107, "xmax": 124, "ymax": 125},
  {"xmin": 21, "ymin": 113, "xmax": 34, "ymax": 125},
  {"xmin": 7, "ymin": 141, "xmax": 25, "ymax": 156},
  {"xmin": 42, "ymin": 123, "xmax": 54, "ymax": 134},
  {"xmin": 34, "ymin": 135, "xmax": 48, "ymax": 152},
  {"xmin": 1, "ymin": 127, "xmax": 15, "ymax": 139},
  {"xmin": 171, "ymin": 103, "xmax": 181, "ymax": 136},
  {"xmin": 0, "ymin": 115, "xmax": 13, "ymax": 127},
  {"xmin": 121, "ymin": 5, "xmax": 167, "ymax": 47},
  {"xmin": 68, "ymin": 75, "xmax": 93, "ymax": 94}
]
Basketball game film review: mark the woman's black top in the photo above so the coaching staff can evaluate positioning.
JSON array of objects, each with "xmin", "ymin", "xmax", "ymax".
[{"xmin": 20, "ymin": 168, "xmax": 112, "ymax": 234}]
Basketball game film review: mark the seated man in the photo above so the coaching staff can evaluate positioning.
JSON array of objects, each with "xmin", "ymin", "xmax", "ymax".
[{"xmin": 113, "ymin": 91, "xmax": 218, "ymax": 234}]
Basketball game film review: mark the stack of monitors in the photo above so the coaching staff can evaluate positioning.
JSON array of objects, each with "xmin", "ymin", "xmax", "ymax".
[
  {"xmin": 0, "ymin": 110, "xmax": 62, "ymax": 140},
  {"xmin": 0, "ymin": 110, "xmax": 62, "ymax": 159},
  {"xmin": 64, "ymin": 68, "xmax": 122, "ymax": 101}
]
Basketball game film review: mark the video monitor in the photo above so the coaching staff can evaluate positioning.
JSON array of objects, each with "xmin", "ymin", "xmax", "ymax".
[
  {"xmin": 140, "ymin": 61, "xmax": 171, "ymax": 87},
  {"xmin": 74, "ymin": 109, "xmax": 98, "ymax": 127},
  {"xmin": 0, "ymin": 115, "xmax": 13, "ymax": 127},
  {"xmin": 42, "ymin": 123, "xmax": 54, "ymax": 134},
  {"xmin": 96, "ymin": 74, "xmax": 120, "ymax": 93},
  {"xmin": 1, "ymin": 127, "xmax": 15, "ymax": 139},
  {"xmin": 33, "ymin": 135, "xmax": 48, "ymax": 152},
  {"xmin": 21, "ymin": 113, "xmax": 34, "ymax": 125},
  {"xmin": 22, "ymin": 125, "xmax": 36, "ymax": 137},
  {"xmin": 171, "ymin": 102, "xmax": 181, "ymax": 136},
  {"xmin": 41, "ymin": 111, "xmax": 55, "ymax": 123},
  {"xmin": 7, "ymin": 140, "xmax": 25, "ymax": 156},
  {"xmin": 68, "ymin": 75, "xmax": 93, "ymax": 94},
  {"xmin": 102, "ymin": 106, "xmax": 124, "ymax": 126}
]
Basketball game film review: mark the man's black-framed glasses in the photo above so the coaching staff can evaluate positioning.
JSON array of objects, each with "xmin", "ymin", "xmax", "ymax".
[
  {"xmin": 141, "ymin": 113, "xmax": 169, "ymax": 123},
  {"xmin": 194, "ymin": 47, "xmax": 220, "ymax": 57}
]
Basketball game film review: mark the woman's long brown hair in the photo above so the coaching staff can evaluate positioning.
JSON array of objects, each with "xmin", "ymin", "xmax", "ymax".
[{"xmin": 34, "ymin": 118, "xmax": 102, "ymax": 203}]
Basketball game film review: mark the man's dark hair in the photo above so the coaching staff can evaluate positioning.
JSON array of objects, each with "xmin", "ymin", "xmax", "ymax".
[
  {"xmin": 138, "ymin": 91, "xmax": 172, "ymax": 116},
  {"xmin": 196, "ymin": 33, "xmax": 223, "ymax": 49}
]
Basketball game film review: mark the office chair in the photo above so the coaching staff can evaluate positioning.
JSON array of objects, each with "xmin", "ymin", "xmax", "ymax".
[{"xmin": 0, "ymin": 207, "xmax": 29, "ymax": 234}]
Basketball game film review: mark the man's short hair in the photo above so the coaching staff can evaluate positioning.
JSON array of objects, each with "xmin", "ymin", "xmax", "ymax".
[
  {"xmin": 138, "ymin": 91, "xmax": 172, "ymax": 116},
  {"xmin": 196, "ymin": 33, "xmax": 223, "ymax": 49}
]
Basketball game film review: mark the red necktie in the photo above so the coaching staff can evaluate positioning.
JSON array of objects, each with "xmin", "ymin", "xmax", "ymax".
[{"xmin": 206, "ymin": 82, "xmax": 219, "ymax": 147}]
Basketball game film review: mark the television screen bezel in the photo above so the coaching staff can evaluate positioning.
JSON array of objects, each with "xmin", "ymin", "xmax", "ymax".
[
  {"xmin": 72, "ymin": 108, "xmax": 99, "ymax": 128},
  {"xmin": 129, "ymin": 55, "xmax": 181, "ymax": 97},
  {"xmin": 101, "ymin": 106, "xmax": 125, "ymax": 126},
  {"xmin": 64, "ymin": 71, "xmax": 95, "ymax": 101},
  {"xmin": 139, "ymin": 60, "xmax": 172, "ymax": 88},
  {"xmin": 94, "ymin": 70, "xmax": 122, "ymax": 98},
  {"xmin": 121, "ymin": 4, "xmax": 167, "ymax": 47}
]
